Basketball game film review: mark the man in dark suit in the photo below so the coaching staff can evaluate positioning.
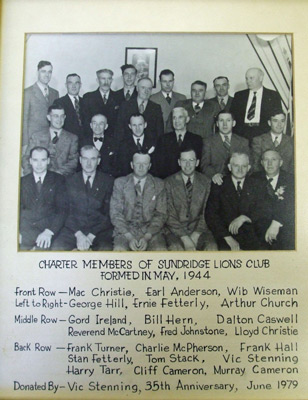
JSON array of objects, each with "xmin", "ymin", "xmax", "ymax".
[
  {"xmin": 173, "ymin": 80, "xmax": 220, "ymax": 140},
  {"xmin": 150, "ymin": 69, "xmax": 186, "ymax": 132},
  {"xmin": 252, "ymin": 150, "xmax": 295, "ymax": 250},
  {"xmin": 116, "ymin": 113, "xmax": 156, "ymax": 177},
  {"xmin": 153, "ymin": 107, "xmax": 203, "ymax": 179},
  {"xmin": 165, "ymin": 147, "xmax": 217, "ymax": 251},
  {"xmin": 23, "ymin": 60, "xmax": 59, "ymax": 151},
  {"xmin": 114, "ymin": 64, "xmax": 138, "ymax": 103},
  {"xmin": 209, "ymin": 76, "xmax": 233, "ymax": 112},
  {"xmin": 201, "ymin": 110, "xmax": 249, "ymax": 184},
  {"xmin": 230, "ymin": 68, "xmax": 282, "ymax": 144},
  {"xmin": 79, "ymin": 114, "xmax": 116, "ymax": 176},
  {"xmin": 20, "ymin": 147, "xmax": 68, "ymax": 250},
  {"xmin": 23, "ymin": 105, "xmax": 78, "ymax": 176},
  {"xmin": 115, "ymin": 77, "xmax": 164, "ymax": 144},
  {"xmin": 205, "ymin": 152, "xmax": 260, "ymax": 250},
  {"xmin": 53, "ymin": 73, "xmax": 85, "ymax": 138},
  {"xmin": 83, "ymin": 69, "xmax": 121, "ymax": 136},
  {"xmin": 52, "ymin": 145, "xmax": 114, "ymax": 251},
  {"xmin": 252, "ymin": 109, "xmax": 294, "ymax": 173}
]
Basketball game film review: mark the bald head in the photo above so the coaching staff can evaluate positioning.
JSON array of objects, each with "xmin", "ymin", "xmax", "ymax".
[{"xmin": 245, "ymin": 68, "xmax": 264, "ymax": 91}]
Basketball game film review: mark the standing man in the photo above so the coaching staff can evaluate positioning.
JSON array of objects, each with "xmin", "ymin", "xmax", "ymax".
[
  {"xmin": 252, "ymin": 150, "xmax": 294, "ymax": 250},
  {"xmin": 230, "ymin": 68, "xmax": 282, "ymax": 143},
  {"xmin": 115, "ymin": 77, "xmax": 164, "ymax": 143},
  {"xmin": 252, "ymin": 109, "xmax": 294, "ymax": 173},
  {"xmin": 205, "ymin": 152, "xmax": 260, "ymax": 251},
  {"xmin": 23, "ymin": 60, "xmax": 59, "ymax": 151},
  {"xmin": 209, "ymin": 76, "xmax": 233, "ymax": 112},
  {"xmin": 110, "ymin": 152, "xmax": 167, "ymax": 251},
  {"xmin": 79, "ymin": 114, "xmax": 116, "ymax": 176},
  {"xmin": 153, "ymin": 107, "xmax": 202, "ymax": 179},
  {"xmin": 20, "ymin": 147, "xmax": 67, "ymax": 250},
  {"xmin": 165, "ymin": 147, "xmax": 216, "ymax": 251},
  {"xmin": 53, "ymin": 73, "xmax": 85, "ymax": 138},
  {"xmin": 23, "ymin": 105, "xmax": 78, "ymax": 176},
  {"xmin": 115, "ymin": 64, "xmax": 138, "ymax": 103},
  {"xmin": 150, "ymin": 69, "xmax": 186, "ymax": 132},
  {"xmin": 52, "ymin": 146, "xmax": 114, "ymax": 251},
  {"xmin": 83, "ymin": 69, "xmax": 120, "ymax": 136},
  {"xmin": 201, "ymin": 110, "xmax": 249, "ymax": 184}
]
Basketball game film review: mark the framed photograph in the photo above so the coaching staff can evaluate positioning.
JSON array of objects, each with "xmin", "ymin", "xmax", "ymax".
[{"xmin": 125, "ymin": 47, "xmax": 158, "ymax": 87}]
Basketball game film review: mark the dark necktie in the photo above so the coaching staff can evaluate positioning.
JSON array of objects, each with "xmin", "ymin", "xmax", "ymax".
[
  {"xmin": 166, "ymin": 94, "xmax": 171, "ymax": 104},
  {"xmin": 135, "ymin": 180, "xmax": 142, "ymax": 197},
  {"xmin": 194, "ymin": 104, "xmax": 201, "ymax": 114},
  {"xmin": 247, "ymin": 92, "xmax": 257, "ymax": 120},
  {"xmin": 44, "ymin": 87, "xmax": 49, "ymax": 102},
  {"xmin": 178, "ymin": 134, "xmax": 183, "ymax": 147},
  {"xmin": 236, "ymin": 180, "xmax": 242, "ymax": 197},
  {"xmin": 94, "ymin": 137, "xmax": 103, "ymax": 142},
  {"xmin": 137, "ymin": 138, "xmax": 142, "ymax": 151},
  {"xmin": 267, "ymin": 178, "xmax": 275, "ymax": 197},
  {"xmin": 52, "ymin": 131, "xmax": 59, "ymax": 144},
  {"xmin": 74, "ymin": 96, "xmax": 82, "ymax": 126},
  {"xmin": 186, "ymin": 177, "xmax": 193, "ymax": 204},
  {"xmin": 103, "ymin": 95, "xmax": 107, "ymax": 104},
  {"xmin": 125, "ymin": 90, "xmax": 131, "ymax": 101},
  {"xmin": 274, "ymin": 136, "xmax": 279, "ymax": 147},
  {"xmin": 223, "ymin": 135, "xmax": 231, "ymax": 152},
  {"xmin": 139, "ymin": 101, "xmax": 145, "ymax": 113},
  {"xmin": 36, "ymin": 177, "xmax": 42, "ymax": 193},
  {"xmin": 220, "ymin": 98, "xmax": 226, "ymax": 109},
  {"xmin": 85, "ymin": 175, "xmax": 91, "ymax": 193}
]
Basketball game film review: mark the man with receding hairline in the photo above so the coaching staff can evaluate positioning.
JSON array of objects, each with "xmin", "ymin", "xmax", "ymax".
[{"xmin": 230, "ymin": 67, "xmax": 282, "ymax": 143}]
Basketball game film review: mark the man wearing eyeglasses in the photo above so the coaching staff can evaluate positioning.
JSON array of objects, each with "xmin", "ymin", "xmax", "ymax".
[{"xmin": 22, "ymin": 104, "xmax": 78, "ymax": 176}]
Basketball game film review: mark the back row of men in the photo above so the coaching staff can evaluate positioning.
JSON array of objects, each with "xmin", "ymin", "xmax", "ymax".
[
  {"xmin": 22, "ymin": 61, "xmax": 294, "ymax": 180},
  {"xmin": 20, "ymin": 145, "xmax": 294, "ymax": 252}
]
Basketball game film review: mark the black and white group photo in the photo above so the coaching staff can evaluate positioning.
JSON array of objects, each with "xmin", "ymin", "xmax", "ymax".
[{"xmin": 19, "ymin": 33, "xmax": 294, "ymax": 252}]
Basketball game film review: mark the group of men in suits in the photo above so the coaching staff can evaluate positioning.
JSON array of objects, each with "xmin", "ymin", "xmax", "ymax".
[{"xmin": 20, "ymin": 60, "xmax": 295, "ymax": 251}]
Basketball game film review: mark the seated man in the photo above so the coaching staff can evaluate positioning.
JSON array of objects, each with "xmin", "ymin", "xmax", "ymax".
[
  {"xmin": 52, "ymin": 145, "xmax": 114, "ymax": 251},
  {"xmin": 116, "ymin": 113, "xmax": 156, "ymax": 177},
  {"xmin": 22, "ymin": 104, "xmax": 78, "ymax": 176},
  {"xmin": 205, "ymin": 152, "xmax": 260, "ymax": 251},
  {"xmin": 79, "ymin": 113, "xmax": 116, "ymax": 176},
  {"xmin": 252, "ymin": 109, "xmax": 294, "ymax": 173},
  {"xmin": 252, "ymin": 150, "xmax": 295, "ymax": 250},
  {"xmin": 201, "ymin": 110, "xmax": 249, "ymax": 184},
  {"xmin": 153, "ymin": 107, "xmax": 202, "ymax": 179},
  {"xmin": 110, "ymin": 152, "xmax": 167, "ymax": 251},
  {"xmin": 165, "ymin": 147, "xmax": 217, "ymax": 251},
  {"xmin": 20, "ymin": 146, "xmax": 68, "ymax": 250}
]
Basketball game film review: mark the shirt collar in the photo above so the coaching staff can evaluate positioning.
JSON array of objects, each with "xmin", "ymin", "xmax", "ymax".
[
  {"xmin": 99, "ymin": 89, "xmax": 110, "ymax": 99},
  {"xmin": 133, "ymin": 134, "xmax": 144, "ymax": 144},
  {"xmin": 33, "ymin": 171, "xmax": 47, "ymax": 183},
  {"xmin": 83, "ymin": 171, "xmax": 96, "ymax": 185},
  {"xmin": 192, "ymin": 101, "xmax": 204, "ymax": 109},
  {"xmin": 181, "ymin": 173, "xmax": 194, "ymax": 184},
  {"xmin": 231, "ymin": 176, "xmax": 245, "ymax": 189},
  {"xmin": 219, "ymin": 132, "xmax": 232, "ymax": 142},
  {"xmin": 162, "ymin": 91, "xmax": 173, "ymax": 98},
  {"xmin": 270, "ymin": 132, "xmax": 282, "ymax": 144},
  {"xmin": 37, "ymin": 81, "xmax": 48, "ymax": 93},
  {"xmin": 68, "ymin": 94, "xmax": 80, "ymax": 103},
  {"xmin": 250, "ymin": 86, "xmax": 263, "ymax": 95},
  {"xmin": 137, "ymin": 98, "xmax": 148, "ymax": 107},
  {"xmin": 49, "ymin": 128, "xmax": 62, "ymax": 137},
  {"xmin": 266, "ymin": 173, "xmax": 279, "ymax": 188}
]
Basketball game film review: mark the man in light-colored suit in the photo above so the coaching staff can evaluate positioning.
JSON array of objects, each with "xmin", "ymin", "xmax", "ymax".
[
  {"xmin": 110, "ymin": 152, "xmax": 167, "ymax": 251},
  {"xmin": 23, "ymin": 60, "xmax": 59, "ymax": 151},
  {"xmin": 23, "ymin": 105, "xmax": 78, "ymax": 176},
  {"xmin": 201, "ymin": 110, "xmax": 249, "ymax": 184},
  {"xmin": 173, "ymin": 80, "xmax": 220, "ymax": 140},
  {"xmin": 165, "ymin": 147, "xmax": 217, "ymax": 251},
  {"xmin": 252, "ymin": 110, "xmax": 294, "ymax": 173},
  {"xmin": 209, "ymin": 76, "xmax": 233, "ymax": 112},
  {"xmin": 150, "ymin": 69, "xmax": 186, "ymax": 132}
]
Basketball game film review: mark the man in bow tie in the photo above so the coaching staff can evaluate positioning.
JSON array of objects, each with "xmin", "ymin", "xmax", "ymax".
[
  {"xmin": 110, "ymin": 152, "xmax": 167, "ymax": 251},
  {"xmin": 22, "ymin": 104, "xmax": 78, "ymax": 176}
]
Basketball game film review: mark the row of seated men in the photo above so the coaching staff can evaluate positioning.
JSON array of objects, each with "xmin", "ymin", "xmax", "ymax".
[
  {"xmin": 20, "ymin": 144, "xmax": 294, "ymax": 252},
  {"xmin": 22, "ymin": 61, "xmax": 293, "ymax": 158}
]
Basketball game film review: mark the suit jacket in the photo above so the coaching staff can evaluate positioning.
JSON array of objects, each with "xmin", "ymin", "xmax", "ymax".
[
  {"xmin": 208, "ymin": 95, "xmax": 233, "ymax": 112},
  {"xmin": 23, "ymin": 83, "xmax": 59, "ymax": 146},
  {"xmin": 110, "ymin": 173, "xmax": 167, "ymax": 236},
  {"xmin": 116, "ymin": 134, "xmax": 156, "ymax": 177},
  {"xmin": 20, "ymin": 171, "xmax": 68, "ymax": 236},
  {"xmin": 115, "ymin": 97, "xmax": 164, "ymax": 143},
  {"xmin": 165, "ymin": 171, "xmax": 211, "ymax": 237},
  {"xmin": 83, "ymin": 88, "xmax": 121, "ymax": 136},
  {"xmin": 201, "ymin": 133, "xmax": 249, "ymax": 178},
  {"xmin": 252, "ymin": 132, "xmax": 294, "ymax": 173},
  {"xmin": 65, "ymin": 171, "xmax": 114, "ymax": 235},
  {"xmin": 79, "ymin": 133, "xmax": 117, "ymax": 176},
  {"xmin": 230, "ymin": 87, "xmax": 282, "ymax": 140},
  {"xmin": 23, "ymin": 129, "xmax": 79, "ymax": 176},
  {"xmin": 114, "ymin": 87, "xmax": 137, "ymax": 103},
  {"xmin": 150, "ymin": 91, "xmax": 186, "ymax": 132},
  {"xmin": 205, "ymin": 175, "xmax": 258, "ymax": 241},
  {"xmin": 53, "ymin": 94, "xmax": 85, "ymax": 138},
  {"xmin": 173, "ymin": 99, "xmax": 220, "ymax": 140},
  {"xmin": 153, "ymin": 131, "xmax": 203, "ymax": 179}
]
